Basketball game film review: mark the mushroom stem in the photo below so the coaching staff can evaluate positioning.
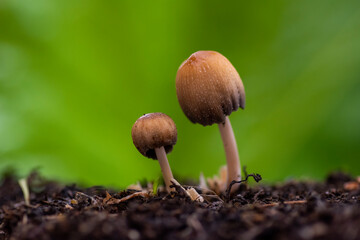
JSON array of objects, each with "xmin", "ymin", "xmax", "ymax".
[
  {"xmin": 218, "ymin": 116, "xmax": 241, "ymax": 191},
  {"xmin": 155, "ymin": 146, "xmax": 174, "ymax": 193}
]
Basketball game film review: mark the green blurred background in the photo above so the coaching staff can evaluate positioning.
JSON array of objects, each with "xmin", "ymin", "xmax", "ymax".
[{"xmin": 1, "ymin": 0, "xmax": 359, "ymax": 187}]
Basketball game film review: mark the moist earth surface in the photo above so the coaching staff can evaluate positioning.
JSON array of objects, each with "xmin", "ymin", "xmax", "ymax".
[{"xmin": 0, "ymin": 172, "xmax": 359, "ymax": 240}]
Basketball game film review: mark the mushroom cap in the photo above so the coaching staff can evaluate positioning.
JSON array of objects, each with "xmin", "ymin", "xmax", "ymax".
[
  {"xmin": 131, "ymin": 113, "xmax": 177, "ymax": 159},
  {"xmin": 176, "ymin": 51, "xmax": 245, "ymax": 126}
]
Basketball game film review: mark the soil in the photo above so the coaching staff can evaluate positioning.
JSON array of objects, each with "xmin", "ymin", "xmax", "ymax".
[{"xmin": 0, "ymin": 171, "xmax": 359, "ymax": 240}]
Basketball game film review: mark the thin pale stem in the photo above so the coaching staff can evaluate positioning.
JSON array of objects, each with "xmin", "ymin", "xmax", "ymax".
[
  {"xmin": 155, "ymin": 146, "xmax": 174, "ymax": 193},
  {"xmin": 218, "ymin": 116, "xmax": 241, "ymax": 192},
  {"xmin": 18, "ymin": 178, "xmax": 30, "ymax": 206}
]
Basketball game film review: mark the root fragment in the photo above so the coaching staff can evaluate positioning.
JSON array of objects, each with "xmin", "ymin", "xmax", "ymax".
[
  {"xmin": 105, "ymin": 191, "xmax": 150, "ymax": 205},
  {"xmin": 170, "ymin": 179, "xmax": 204, "ymax": 202},
  {"xmin": 226, "ymin": 173, "xmax": 262, "ymax": 200},
  {"xmin": 187, "ymin": 188, "xmax": 204, "ymax": 202},
  {"xmin": 258, "ymin": 200, "xmax": 307, "ymax": 208}
]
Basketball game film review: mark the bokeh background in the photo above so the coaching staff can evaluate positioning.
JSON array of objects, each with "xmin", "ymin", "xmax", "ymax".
[{"xmin": 1, "ymin": 0, "xmax": 359, "ymax": 187}]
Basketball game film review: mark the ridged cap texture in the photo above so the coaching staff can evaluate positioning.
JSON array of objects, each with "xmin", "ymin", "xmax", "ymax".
[
  {"xmin": 176, "ymin": 51, "xmax": 245, "ymax": 126},
  {"xmin": 131, "ymin": 113, "xmax": 177, "ymax": 159}
]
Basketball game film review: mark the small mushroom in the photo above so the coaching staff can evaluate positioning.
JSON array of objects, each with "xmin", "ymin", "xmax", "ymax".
[
  {"xmin": 131, "ymin": 113, "xmax": 177, "ymax": 193},
  {"xmin": 176, "ymin": 51, "xmax": 245, "ymax": 193}
]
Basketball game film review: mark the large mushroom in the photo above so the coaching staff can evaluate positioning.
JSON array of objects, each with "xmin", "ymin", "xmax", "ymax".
[
  {"xmin": 131, "ymin": 113, "xmax": 177, "ymax": 193},
  {"xmin": 176, "ymin": 51, "xmax": 245, "ymax": 192}
]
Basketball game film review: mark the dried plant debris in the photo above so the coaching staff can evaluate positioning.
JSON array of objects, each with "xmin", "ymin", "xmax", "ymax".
[{"xmin": 0, "ymin": 172, "xmax": 359, "ymax": 240}]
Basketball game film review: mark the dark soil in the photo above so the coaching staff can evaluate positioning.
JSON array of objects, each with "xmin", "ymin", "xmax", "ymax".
[{"xmin": 0, "ymin": 172, "xmax": 359, "ymax": 240}]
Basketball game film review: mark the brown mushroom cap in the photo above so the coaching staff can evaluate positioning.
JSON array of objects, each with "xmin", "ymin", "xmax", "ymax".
[
  {"xmin": 131, "ymin": 113, "xmax": 177, "ymax": 159},
  {"xmin": 176, "ymin": 51, "xmax": 245, "ymax": 126}
]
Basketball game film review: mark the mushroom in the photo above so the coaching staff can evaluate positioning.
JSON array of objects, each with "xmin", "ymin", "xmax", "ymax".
[
  {"xmin": 176, "ymin": 51, "xmax": 245, "ymax": 192},
  {"xmin": 131, "ymin": 113, "xmax": 177, "ymax": 193}
]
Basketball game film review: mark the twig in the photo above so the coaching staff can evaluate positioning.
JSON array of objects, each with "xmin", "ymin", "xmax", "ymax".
[
  {"xmin": 181, "ymin": 185, "xmax": 218, "ymax": 195},
  {"xmin": 170, "ymin": 179, "xmax": 205, "ymax": 202},
  {"xmin": 187, "ymin": 187, "xmax": 204, "ymax": 202},
  {"xmin": 257, "ymin": 200, "xmax": 307, "ymax": 208},
  {"xmin": 226, "ymin": 173, "xmax": 262, "ymax": 200},
  {"xmin": 106, "ymin": 191, "xmax": 149, "ymax": 204},
  {"xmin": 170, "ymin": 179, "xmax": 192, "ymax": 199}
]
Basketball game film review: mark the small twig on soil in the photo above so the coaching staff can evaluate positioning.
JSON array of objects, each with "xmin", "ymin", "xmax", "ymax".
[
  {"xmin": 106, "ymin": 191, "xmax": 150, "ymax": 204},
  {"xmin": 182, "ymin": 185, "xmax": 218, "ymax": 195},
  {"xmin": 170, "ymin": 179, "xmax": 192, "ymax": 198},
  {"xmin": 226, "ymin": 173, "xmax": 262, "ymax": 200},
  {"xmin": 257, "ymin": 200, "xmax": 307, "ymax": 208},
  {"xmin": 102, "ymin": 191, "xmax": 112, "ymax": 204},
  {"xmin": 75, "ymin": 192, "xmax": 97, "ymax": 204},
  {"xmin": 201, "ymin": 194, "xmax": 224, "ymax": 203},
  {"xmin": 187, "ymin": 187, "xmax": 204, "ymax": 202},
  {"xmin": 253, "ymin": 189, "xmax": 264, "ymax": 203},
  {"xmin": 170, "ymin": 179, "xmax": 205, "ymax": 202}
]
